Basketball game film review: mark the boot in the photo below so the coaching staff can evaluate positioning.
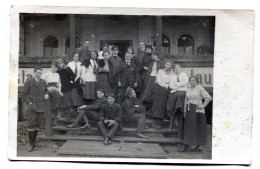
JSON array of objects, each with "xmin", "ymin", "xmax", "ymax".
[
  {"xmin": 27, "ymin": 130, "xmax": 35, "ymax": 152},
  {"xmin": 33, "ymin": 130, "xmax": 41, "ymax": 147}
]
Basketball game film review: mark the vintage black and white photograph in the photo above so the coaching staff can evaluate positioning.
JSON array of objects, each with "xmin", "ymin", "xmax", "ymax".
[
  {"xmin": 16, "ymin": 12, "xmax": 215, "ymax": 159},
  {"xmin": 8, "ymin": 6, "xmax": 254, "ymax": 164}
]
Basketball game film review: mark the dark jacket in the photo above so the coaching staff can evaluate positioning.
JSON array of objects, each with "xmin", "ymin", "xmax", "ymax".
[
  {"xmin": 22, "ymin": 77, "xmax": 48, "ymax": 112},
  {"xmin": 98, "ymin": 59, "xmax": 114, "ymax": 84},
  {"xmin": 117, "ymin": 59, "xmax": 137, "ymax": 88},
  {"xmin": 99, "ymin": 103, "xmax": 122, "ymax": 122},
  {"xmin": 57, "ymin": 67, "xmax": 76, "ymax": 93},
  {"xmin": 85, "ymin": 97, "xmax": 107, "ymax": 111},
  {"xmin": 78, "ymin": 47, "xmax": 91, "ymax": 62},
  {"xmin": 121, "ymin": 97, "xmax": 146, "ymax": 118}
]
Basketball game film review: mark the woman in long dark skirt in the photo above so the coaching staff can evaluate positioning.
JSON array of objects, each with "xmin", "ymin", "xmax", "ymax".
[
  {"xmin": 141, "ymin": 52, "xmax": 163, "ymax": 111},
  {"xmin": 97, "ymin": 51, "xmax": 113, "ymax": 96},
  {"xmin": 41, "ymin": 61, "xmax": 64, "ymax": 125},
  {"xmin": 179, "ymin": 76, "xmax": 212, "ymax": 152},
  {"xmin": 167, "ymin": 64, "xmax": 189, "ymax": 130},
  {"xmin": 81, "ymin": 51, "xmax": 100, "ymax": 104},
  {"xmin": 151, "ymin": 61, "xmax": 173, "ymax": 130},
  {"xmin": 56, "ymin": 58, "xmax": 83, "ymax": 121}
]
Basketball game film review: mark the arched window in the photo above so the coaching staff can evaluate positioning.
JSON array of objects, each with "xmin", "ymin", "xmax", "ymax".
[
  {"xmin": 153, "ymin": 34, "xmax": 170, "ymax": 57},
  {"xmin": 43, "ymin": 35, "xmax": 59, "ymax": 57},
  {"xmin": 177, "ymin": 34, "xmax": 195, "ymax": 56},
  {"xmin": 65, "ymin": 36, "xmax": 82, "ymax": 54}
]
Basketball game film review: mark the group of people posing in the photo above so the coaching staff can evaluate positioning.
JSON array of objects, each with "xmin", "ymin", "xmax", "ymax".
[{"xmin": 22, "ymin": 40, "xmax": 212, "ymax": 152}]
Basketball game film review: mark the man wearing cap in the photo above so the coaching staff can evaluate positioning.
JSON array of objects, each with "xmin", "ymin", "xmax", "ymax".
[
  {"xmin": 67, "ymin": 89, "xmax": 107, "ymax": 129},
  {"xmin": 97, "ymin": 93, "xmax": 122, "ymax": 145},
  {"xmin": 77, "ymin": 40, "xmax": 91, "ymax": 62},
  {"xmin": 122, "ymin": 87, "xmax": 149, "ymax": 139}
]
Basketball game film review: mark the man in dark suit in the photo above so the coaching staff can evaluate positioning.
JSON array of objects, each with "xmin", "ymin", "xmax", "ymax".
[
  {"xmin": 132, "ymin": 41, "xmax": 146, "ymax": 98},
  {"xmin": 22, "ymin": 67, "xmax": 49, "ymax": 152},
  {"xmin": 117, "ymin": 52, "xmax": 137, "ymax": 104},
  {"xmin": 77, "ymin": 40, "xmax": 91, "ymax": 62},
  {"xmin": 67, "ymin": 89, "xmax": 107, "ymax": 129},
  {"xmin": 97, "ymin": 93, "xmax": 122, "ymax": 145},
  {"xmin": 122, "ymin": 87, "xmax": 149, "ymax": 139}
]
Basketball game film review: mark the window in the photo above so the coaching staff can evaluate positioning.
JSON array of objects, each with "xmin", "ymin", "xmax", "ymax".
[
  {"xmin": 177, "ymin": 34, "xmax": 195, "ymax": 56},
  {"xmin": 43, "ymin": 35, "xmax": 59, "ymax": 57},
  {"xmin": 153, "ymin": 34, "xmax": 170, "ymax": 57},
  {"xmin": 65, "ymin": 36, "xmax": 82, "ymax": 54}
]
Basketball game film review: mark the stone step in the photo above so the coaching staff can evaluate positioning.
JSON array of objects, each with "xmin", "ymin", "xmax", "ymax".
[
  {"xmin": 53, "ymin": 125, "xmax": 177, "ymax": 137},
  {"xmin": 38, "ymin": 134, "xmax": 183, "ymax": 144}
]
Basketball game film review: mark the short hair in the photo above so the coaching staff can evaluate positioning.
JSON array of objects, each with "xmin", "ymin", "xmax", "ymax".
[
  {"xmin": 34, "ymin": 66, "xmax": 43, "ymax": 72},
  {"xmin": 102, "ymin": 51, "xmax": 110, "ymax": 56},
  {"xmin": 112, "ymin": 46, "xmax": 119, "ymax": 51},
  {"xmin": 91, "ymin": 50, "xmax": 99, "ymax": 57},
  {"xmin": 84, "ymin": 40, "xmax": 90, "ymax": 43},
  {"xmin": 173, "ymin": 63, "xmax": 182, "ymax": 69},
  {"xmin": 56, "ymin": 57, "xmax": 68, "ymax": 64},
  {"xmin": 102, "ymin": 43, "xmax": 109, "ymax": 48},
  {"xmin": 107, "ymin": 93, "xmax": 115, "ymax": 98},
  {"xmin": 127, "ymin": 46, "xmax": 135, "ymax": 55},
  {"xmin": 51, "ymin": 60, "xmax": 58, "ymax": 67},
  {"xmin": 164, "ymin": 60, "xmax": 173, "ymax": 66},
  {"xmin": 145, "ymin": 45, "xmax": 153, "ymax": 50},
  {"xmin": 125, "ymin": 51, "xmax": 132, "ymax": 55},
  {"xmin": 189, "ymin": 75, "xmax": 199, "ymax": 83},
  {"xmin": 97, "ymin": 89, "xmax": 104, "ymax": 93}
]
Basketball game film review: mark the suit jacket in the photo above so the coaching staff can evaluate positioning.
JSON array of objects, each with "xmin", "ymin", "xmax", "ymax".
[
  {"xmin": 22, "ymin": 77, "xmax": 48, "ymax": 112},
  {"xmin": 117, "ymin": 60, "xmax": 137, "ymax": 88},
  {"xmin": 85, "ymin": 97, "xmax": 107, "ymax": 111},
  {"xmin": 99, "ymin": 103, "xmax": 122, "ymax": 122},
  {"xmin": 121, "ymin": 97, "xmax": 145, "ymax": 118}
]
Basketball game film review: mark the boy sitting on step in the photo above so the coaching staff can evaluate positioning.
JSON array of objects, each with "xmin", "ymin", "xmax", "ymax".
[{"xmin": 67, "ymin": 89, "xmax": 107, "ymax": 129}]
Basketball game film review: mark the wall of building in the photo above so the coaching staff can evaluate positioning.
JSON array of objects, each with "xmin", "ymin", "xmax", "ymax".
[{"xmin": 22, "ymin": 15, "xmax": 213, "ymax": 58}]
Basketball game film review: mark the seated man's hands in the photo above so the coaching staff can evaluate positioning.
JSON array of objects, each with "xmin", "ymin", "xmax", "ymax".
[
  {"xmin": 78, "ymin": 105, "xmax": 87, "ymax": 111},
  {"xmin": 108, "ymin": 120, "xmax": 116, "ymax": 127}
]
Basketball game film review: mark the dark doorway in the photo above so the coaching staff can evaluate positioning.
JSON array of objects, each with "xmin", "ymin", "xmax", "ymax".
[{"xmin": 100, "ymin": 40, "xmax": 133, "ymax": 60}]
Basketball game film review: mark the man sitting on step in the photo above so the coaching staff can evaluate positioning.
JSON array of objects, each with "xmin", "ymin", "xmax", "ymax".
[
  {"xmin": 97, "ymin": 93, "xmax": 122, "ymax": 145},
  {"xmin": 67, "ymin": 89, "xmax": 107, "ymax": 129},
  {"xmin": 122, "ymin": 87, "xmax": 149, "ymax": 139}
]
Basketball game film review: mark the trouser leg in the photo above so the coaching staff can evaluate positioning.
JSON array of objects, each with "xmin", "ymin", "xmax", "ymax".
[
  {"xmin": 107, "ymin": 122, "xmax": 119, "ymax": 139},
  {"xmin": 97, "ymin": 121, "xmax": 108, "ymax": 138},
  {"xmin": 27, "ymin": 129, "xmax": 35, "ymax": 152},
  {"xmin": 127, "ymin": 114, "xmax": 146, "ymax": 133}
]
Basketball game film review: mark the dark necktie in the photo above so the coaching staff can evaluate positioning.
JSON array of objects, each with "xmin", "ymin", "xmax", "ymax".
[
  {"xmin": 93, "ymin": 61, "xmax": 97, "ymax": 74},
  {"xmin": 75, "ymin": 63, "xmax": 78, "ymax": 76},
  {"xmin": 177, "ymin": 77, "xmax": 180, "ymax": 82}
]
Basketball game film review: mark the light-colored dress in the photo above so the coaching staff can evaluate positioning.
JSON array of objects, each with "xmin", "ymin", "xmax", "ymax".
[{"xmin": 81, "ymin": 59, "xmax": 98, "ymax": 100}]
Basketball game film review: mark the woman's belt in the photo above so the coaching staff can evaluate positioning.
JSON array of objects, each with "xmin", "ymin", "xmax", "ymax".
[{"xmin": 48, "ymin": 82, "xmax": 58, "ymax": 88}]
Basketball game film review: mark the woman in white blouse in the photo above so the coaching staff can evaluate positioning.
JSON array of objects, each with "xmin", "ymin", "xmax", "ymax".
[
  {"xmin": 167, "ymin": 64, "xmax": 189, "ymax": 131},
  {"xmin": 151, "ymin": 61, "xmax": 173, "ymax": 130},
  {"xmin": 68, "ymin": 53, "xmax": 82, "ymax": 81},
  {"xmin": 180, "ymin": 76, "xmax": 212, "ymax": 152},
  {"xmin": 80, "ymin": 51, "xmax": 100, "ymax": 104},
  {"xmin": 41, "ymin": 61, "xmax": 63, "ymax": 125}
]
